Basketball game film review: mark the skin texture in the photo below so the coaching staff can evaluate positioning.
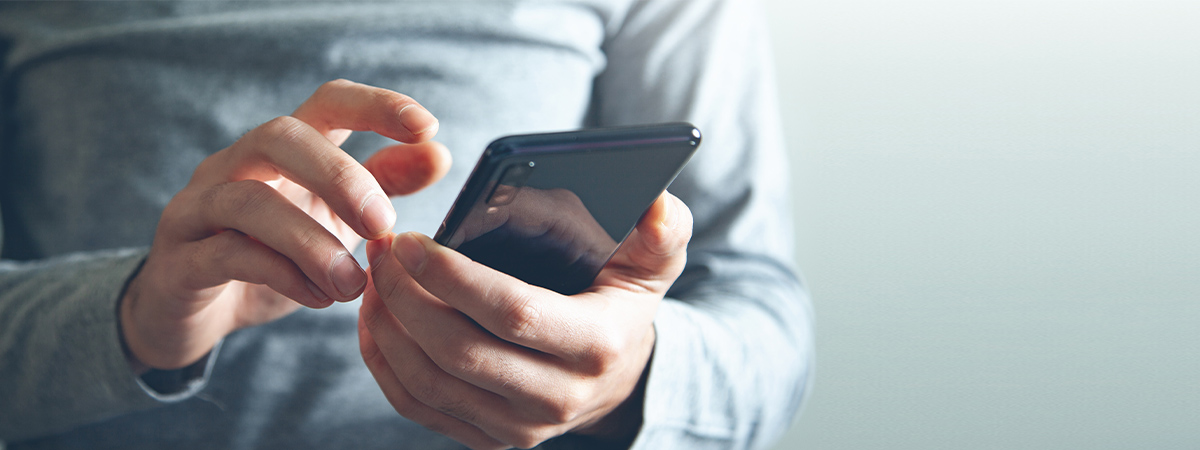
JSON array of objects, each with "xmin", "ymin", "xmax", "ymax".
[
  {"xmin": 119, "ymin": 79, "xmax": 451, "ymax": 371},
  {"xmin": 118, "ymin": 78, "xmax": 694, "ymax": 448},
  {"xmin": 360, "ymin": 192, "xmax": 693, "ymax": 449}
]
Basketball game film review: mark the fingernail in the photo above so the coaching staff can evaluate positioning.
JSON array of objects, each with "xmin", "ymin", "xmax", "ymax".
[
  {"xmin": 305, "ymin": 279, "xmax": 330, "ymax": 303},
  {"xmin": 331, "ymin": 253, "xmax": 367, "ymax": 298},
  {"xmin": 392, "ymin": 232, "xmax": 427, "ymax": 274},
  {"xmin": 360, "ymin": 194, "xmax": 396, "ymax": 237},
  {"xmin": 399, "ymin": 104, "xmax": 439, "ymax": 137},
  {"xmin": 660, "ymin": 195, "xmax": 678, "ymax": 230}
]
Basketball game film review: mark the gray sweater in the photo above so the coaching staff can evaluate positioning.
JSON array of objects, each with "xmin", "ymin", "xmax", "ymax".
[{"xmin": 0, "ymin": 1, "xmax": 812, "ymax": 449}]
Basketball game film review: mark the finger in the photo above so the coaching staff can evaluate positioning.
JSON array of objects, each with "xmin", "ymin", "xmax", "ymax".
[
  {"xmin": 357, "ymin": 295, "xmax": 506, "ymax": 450},
  {"xmin": 360, "ymin": 277, "xmax": 521, "ymax": 441},
  {"xmin": 293, "ymin": 78, "xmax": 439, "ymax": 145},
  {"xmin": 182, "ymin": 230, "xmax": 333, "ymax": 309},
  {"xmin": 363, "ymin": 141, "xmax": 452, "ymax": 197},
  {"xmin": 185, "ymin": 180, "xmax": 366, "ymax": 301},
  {"xmin": 371, "ymin": 233, "xmax": 565, "ymax": 402},
  {"xmin": 390, "ymin": 231, "xmax": 587, "ymax": 358},
  {"xmin": 200, "ymin": 114, "xmax": 396, "ymax": 239},
  {"xmin": 596, "ymin": 192, "xmax": 692, "ymax": 294}
]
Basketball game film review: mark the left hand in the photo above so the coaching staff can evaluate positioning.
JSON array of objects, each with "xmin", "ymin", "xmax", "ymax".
[{"xmin": 358, "ymin": 193, "xmax": 692, "ymax": 449}]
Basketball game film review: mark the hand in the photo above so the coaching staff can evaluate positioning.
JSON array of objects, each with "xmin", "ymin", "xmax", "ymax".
[
  {"xmin": 359, "ymin": 193, "xmax": 693, "ymax": 449},
  {"xmin": 120, "ymin": 79, "xmax": 451, "ymax": 371}
]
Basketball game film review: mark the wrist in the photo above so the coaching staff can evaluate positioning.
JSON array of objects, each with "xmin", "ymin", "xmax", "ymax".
[
  {"xmin": 117, "ymin": 270, "xmax": 224, "ymax": 371},
  {"xmin": 119, "ymin": 274, "xmax": 222, "ymax": 397},
  {"xmin": 118, "ymin": 315, "xmax": 152, "ymax": 376},
  {"xmin": 116, "ymin": 258, "xmax": 151, "ymax": 375},
  {"xmin": 118, "ymin": 276, "xmax": 159, "ymax": 374},
  {"xmin": 580, "ymin": 373, "xmax": 649, "ymax": 443},
  {"xmin": 570, "ymin": 330, "xmax": 655, "ymax": 445}
]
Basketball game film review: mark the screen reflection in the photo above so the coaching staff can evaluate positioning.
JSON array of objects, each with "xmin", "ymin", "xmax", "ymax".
[{"xmin": 448, "ymin": 185, "xmax": 614, "ymax": 295}]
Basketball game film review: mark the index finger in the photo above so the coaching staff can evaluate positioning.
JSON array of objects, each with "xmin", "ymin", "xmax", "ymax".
[
  {"xmin": 197, "ymin": 116, "xmax": 395, "ymax": 239},
  {"xmin": 292, "ymin": 79, "xmax": 439, "ymax": 145}
]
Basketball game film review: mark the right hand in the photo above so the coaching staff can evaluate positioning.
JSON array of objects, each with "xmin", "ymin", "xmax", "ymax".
[{"xmin": 119, "ymin": 79, "xmax": 452, "ymax": 371}]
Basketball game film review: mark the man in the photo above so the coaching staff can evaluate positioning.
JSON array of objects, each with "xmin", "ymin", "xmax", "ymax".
[{"xmin": 0, "ymin": 1, "xmax": 811, "ymax": 449}]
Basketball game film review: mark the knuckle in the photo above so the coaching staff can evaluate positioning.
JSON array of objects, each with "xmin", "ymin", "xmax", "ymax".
[
  {"xmin": 196, "ymin": 183, "xmax": 224, "ymax": 217},
  {"xmin": 508, "ymin": 434, "xmax": 540, "ymax": 450},
  {"xmin": 435, "ymin": 398, "xmax": 480, "ymax": 426},
  {"xmin": 318, "ymin": 78, "xmax": 355, "ymax": 94},
  {"xmin": 578, "ymin": 334, "xmax": 621, "ymax": 376},
  {"xmin": 211, "ymin": 180, "xmax": 275, "ymax": 220},
  {"xmin": 201, "ymin": 231, "xmax": 240, "ymax": 271},
  {"xmin": 289, "ymin": 224, "xmax": 334, "ymax": 264},
  {"xmin": 449, "ymin": 339, "xmax": 487, "ymax": 377},
  {"xmin": 493, "ymin": 358, "xmax": 530, "ymax": 394},
  {"xmin": 372, "ymin": 270, "xmax": 406, "ymax": 304},
  {"xmin": 548, "ymin": 188, "xmax": 582, "ymax": 206},
  {"xmin": 323, "ymin": 158, "xmax": 366, "ymax": 197},
  {"xmin": 436, "ymin": 266, "xmax": 472, "ymax": 300},
  {"xmin": 410, "ymin": 365, "xmax": 448, "ymax": 405},
  {"xmin": 499, "ymin": 291, "xmax": 540, "ymax": 340},
  {"xmin": 384, "ymin": 389, "xmax": 423, "ymax": 420},
  {"xmin": 256, "ymin": 115, "xmax": 309, "ymax": 148},
  {"xmin": 193, "ymin": 152, "xmax": 222, "ymax": 177},
  {"xmin": 370, "ymin": 268, "xmax": 402, "ymax": 300},
  {"xmin": 544, "ymin": 388, "xmax": 589, "ymax": 425},
  {"xmin": 179, "ymin": 244, "xmax": 209, "ymax": 290},
  {"xmin": 409, "ymin": 368, "xmax": 480, "ymax": 424},
  {"xmin": 233, "ymin": 182, "xmax": 276, "ymax": 216},
  {"xmin": 360, "ymin": 302, "xmax": 394, "ymax": 341},
  {"xmin": 291, "ymin": 224, "xmax": 322, "ymax": 250}
]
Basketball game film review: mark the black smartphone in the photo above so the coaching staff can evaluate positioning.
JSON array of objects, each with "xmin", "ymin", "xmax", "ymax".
[{"xmin": 433, "ymin": 123, "xmax": 701, "ymax": 295}]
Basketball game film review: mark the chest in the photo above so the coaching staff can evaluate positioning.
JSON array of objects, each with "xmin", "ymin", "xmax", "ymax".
[{"xmin": 0, "ymin": 2, "xmax": 609, "ymax": 257}]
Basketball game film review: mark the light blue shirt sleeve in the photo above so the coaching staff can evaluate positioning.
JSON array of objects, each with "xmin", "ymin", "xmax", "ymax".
[{"xmin": 592, "ymin": 1, "xmax": 815, "ymax": 449}]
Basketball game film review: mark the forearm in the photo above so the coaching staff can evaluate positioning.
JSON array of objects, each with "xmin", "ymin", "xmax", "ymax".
[
  {"xmin": 632, "ymin": 253, "xmax": 813, "ymax": 450},
  {"xmin": 0, "ymin": 248, "xmax": 190, "ymax": 441}
]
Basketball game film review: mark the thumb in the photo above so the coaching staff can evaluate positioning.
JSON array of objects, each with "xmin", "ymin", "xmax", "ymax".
[
  {"xmin": 363, "ymin": 141, "xmax": 452, "ymax": 197},
  {"xmin": 597, "ymin": 192, "xmax": 693, "ymax": 293}
]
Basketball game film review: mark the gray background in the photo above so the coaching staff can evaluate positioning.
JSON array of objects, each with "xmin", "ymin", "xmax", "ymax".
[{"xmin": 762, "ymin": 1, "xmax": 1200, "ymax": 449}]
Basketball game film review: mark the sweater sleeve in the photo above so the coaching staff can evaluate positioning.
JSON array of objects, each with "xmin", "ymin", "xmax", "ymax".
[
  {"xmin": 592, "ymin": 1, "xmax": 814, "ymax": 448},
  {"xmin": 0, "ymin": 250, "xmax": 143, "ymax": 441},
  {"xmin": 0, "ymin": 249, "xmax": 222, "ymax": 442},
  {"xmin": 0, "ymin": 16, "xmax": 228, "ymax": 443}
]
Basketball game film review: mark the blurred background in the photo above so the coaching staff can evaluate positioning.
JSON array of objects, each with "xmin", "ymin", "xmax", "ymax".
[{"xmin": 760, "ymin": 1, "xmax": 1199, "ymax": 449}]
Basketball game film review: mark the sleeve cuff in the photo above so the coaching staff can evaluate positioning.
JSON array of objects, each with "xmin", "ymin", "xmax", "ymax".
[
  {"xmin": 0, "ymin": 248, "xmax": 194, "ymax": 440},
  {"xmin": 135, "ymin": 339, "xmax": 221, "ymax": 402}
]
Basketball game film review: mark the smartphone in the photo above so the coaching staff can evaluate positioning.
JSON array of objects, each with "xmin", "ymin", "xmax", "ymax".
[{"xmin": 433, "ymin": 123, "xmax": 701, "ymax": 295}]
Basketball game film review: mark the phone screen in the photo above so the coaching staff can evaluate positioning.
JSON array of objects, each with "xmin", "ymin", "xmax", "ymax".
[{"xmin": 435, "ymin": 123, "xmax": 700, "ymax": 295}]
